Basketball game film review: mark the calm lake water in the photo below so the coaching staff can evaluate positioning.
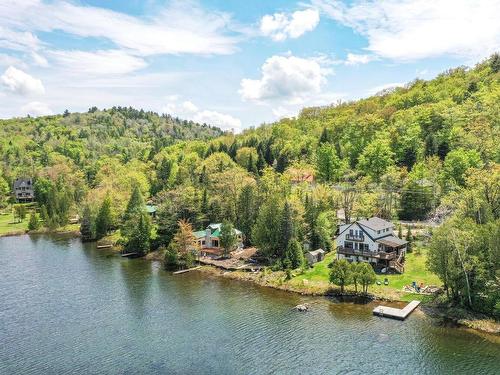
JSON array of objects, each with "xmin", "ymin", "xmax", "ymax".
[{"xmin": 1, "ymin": 235, "xmax": 499, "ymax": 375}]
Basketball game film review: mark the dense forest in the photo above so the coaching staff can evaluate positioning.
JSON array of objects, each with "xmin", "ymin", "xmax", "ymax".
[{"xmin": 1, "ymin": 55, "xmax": 499, "ymax": 316}]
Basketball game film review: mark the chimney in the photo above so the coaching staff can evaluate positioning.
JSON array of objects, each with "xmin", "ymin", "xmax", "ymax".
[{"xmin": 205, "ymin": 228, "xmax": 211, "ymax": 248}]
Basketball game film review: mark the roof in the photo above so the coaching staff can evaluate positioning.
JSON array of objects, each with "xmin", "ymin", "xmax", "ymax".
[
  {"xmin": 193, "ymin": 230, "xmax": 207, "ymax": 239},
  {"xmin": 207, "ymin": 223, "xmax": 242, "ymax": 236},
  {"xmin": 145, "ymin": 204, "xmax": 157, "ymax": 213},
  {"xmin": 14, "ymin": 178, "xmax": 33, "ymax": 189},
  {"xmin": 194, "ymin": 224, "xmax": 242, "ymax": 239},
  {"xmin": 307, "ymin": 249, "xmax": 325, "ymax": 256},
  {"xmin": 376, "ymin": 236, "xmax": 407, "ymax": 247},
  {"xmin": 357, "ymin": 217, "xmax": 394, "ymax": 231}
]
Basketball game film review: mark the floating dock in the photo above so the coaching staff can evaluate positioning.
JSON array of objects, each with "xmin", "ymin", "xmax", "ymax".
[{"xmin": 373, "ymin": 300, "xmax": 420, "ymax": 320}]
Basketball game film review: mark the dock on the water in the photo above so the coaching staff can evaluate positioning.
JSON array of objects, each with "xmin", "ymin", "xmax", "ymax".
[
  {"xmin": 373, "ymin": 300, "xmax": 420, "ymax": 320},
  {"xmin": 121, "ymin": 252, "xmax": 140, "ymax": 258},
  {"xmin": 173, "ymin": 266, "xmax": 201, "ymax": 275}
]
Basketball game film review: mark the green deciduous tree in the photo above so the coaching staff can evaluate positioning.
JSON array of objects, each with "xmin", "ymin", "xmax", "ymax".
[
  {"xmin": 329, "ymin": 259, "xmax": 352, "ymax": 293},
  {"xmin": 358, "ymin": 263, "xmax": 376, "ymax": 294},
  {"xmin": 316, "ymin": 143, "xmax": 345, "ymax": 183},
  {"xmin": 357, "ymin": 139, "xmax": 395, "ymax": 182}
]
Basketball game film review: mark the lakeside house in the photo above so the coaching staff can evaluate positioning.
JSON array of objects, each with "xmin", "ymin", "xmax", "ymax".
[
  {"xmin": 305, "ymin": 249, "xmax": 325, "ymax": 265},
  {"xmin": 335, "ymin": 217, "xmax": 407, "ymax": 273},
  {"xmin": 194, "ymin": 223, "xmax": 243, "ymax": 257},
  {"xmin": 13, "ymin": 178, "xmax": 34, "ymax": 202}
]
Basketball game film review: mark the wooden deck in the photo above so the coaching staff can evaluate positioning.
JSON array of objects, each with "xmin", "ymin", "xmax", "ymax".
[{"xmin": 373, "ymin": 300, "xmax": 420, "ymax": 320}]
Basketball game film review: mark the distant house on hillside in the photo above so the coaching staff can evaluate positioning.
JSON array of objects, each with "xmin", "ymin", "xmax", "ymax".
[
  {"xmin": 287, "ymin": 168, "xmax": 315, "ymax": 185},
  {"xmin": 194, "ymin": 223, "xmax": 243, "ymax": 257},
  {"xmin": 336, "ymin": 217, "xmax": 407, "ymax": 273},
  {"xmin": 145, "ymin": 204, "xmax": 157, "ymax": 218},
  {"xmin": 14, "ymin": 178, "xmax": 34, "ymax": 202}
]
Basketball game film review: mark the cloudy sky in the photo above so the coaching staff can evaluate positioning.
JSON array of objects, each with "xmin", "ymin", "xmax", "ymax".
[{"xmin": 1, "ymin": 0, "xmax": 499, "ymax": 131}]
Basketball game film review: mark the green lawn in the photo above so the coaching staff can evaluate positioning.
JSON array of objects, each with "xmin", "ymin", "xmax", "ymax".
[
  {"xmin": 0, "ymin": 212, "xmax": 28, "ymax": 236},
  {"xmin": 289, "ymin": 248, "xmax": 441, "ymax": 301}
]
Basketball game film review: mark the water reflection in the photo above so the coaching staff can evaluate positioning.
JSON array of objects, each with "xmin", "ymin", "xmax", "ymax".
[{"xmin": 0, "ymin": 234, "xmax": 499, "ymax": 375}]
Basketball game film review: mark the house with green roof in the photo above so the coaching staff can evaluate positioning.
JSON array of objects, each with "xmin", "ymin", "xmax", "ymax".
[{"xmin": 194, "ymin": 223, "xmax": 243, "ymax": 257}]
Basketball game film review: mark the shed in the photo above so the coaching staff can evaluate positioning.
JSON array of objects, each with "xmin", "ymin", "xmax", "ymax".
[{"xmin": 305, "ymin": 249, "xmax": 325, "ymax": 265}]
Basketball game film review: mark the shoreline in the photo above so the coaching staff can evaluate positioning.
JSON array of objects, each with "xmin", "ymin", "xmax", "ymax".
[
  {"xmin": 2, "ymin": 232, "xmax": 498, "ymax": 335},
  {"xmin": 193, "ymin": 262, "xmax": 500, "ymax": 335}
]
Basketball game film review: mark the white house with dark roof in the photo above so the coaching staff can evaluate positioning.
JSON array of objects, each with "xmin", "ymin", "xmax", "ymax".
[{"xmin": 335, "ymin": 217, "xmax": 407, "ymax": 273}]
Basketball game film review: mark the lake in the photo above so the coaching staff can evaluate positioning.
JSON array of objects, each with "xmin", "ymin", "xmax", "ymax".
[{"xmin": 1, "ymin": 234, "xmax": 499, "ymax": 374}]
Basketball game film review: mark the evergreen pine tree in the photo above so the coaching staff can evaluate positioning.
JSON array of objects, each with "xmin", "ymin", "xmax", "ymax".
[
  {"xmin": 406, "ymin": 225, "xmax": 413, "ymax": 252},
  {"xmin": 319, "ymin": 128, "xmax": 329, "ymax": 144},
  {"xmin": 247, "ymin": 153, "xmax": 258, "ymax": 175},
  {"xmin": 284, "ymin": 239, "xmax": 304, "ymax": 269},
  {"xmin": 126, "ymin": 211, "xmax": 151, "ymax": 256},
  {"xmin": 236, "ymin": 184, "xmax": 255, "ymax": 245},
  {"xmin": 219, "ymin": 220, "xmax": 237, "ymax": 258},
  {"xmin": 96, "ymin": 194, "xmax": 112, "ymax": 239},
  {"xmin": 124, "ymin": 184, "xmax": 144, "ymax": 221},
  {"xmin": 80, "ymin": 205, "xmax": 94, "ymax": 241},
  {"xmin": 279, "ymin": 201, "xmax": 294, "ymax": 259},
  {"xmin": 256, "ymin": 150, "xmax": 266, "ymax": 174}
]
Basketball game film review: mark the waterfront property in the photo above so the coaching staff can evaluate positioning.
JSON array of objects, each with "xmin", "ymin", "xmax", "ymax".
[
  {"xmin": 305, "ymin": 249, "xmax": 325, "ymax": 265},
  {"xmin": 336, "ymin": 217, "xmax": 407, "ymax": 273},
  {"xmin": 13, "ymin": 178, "xmax": 34, "ymax": 202},
  {"xmin": 193, "ymin": 223, "xmax": 243, "ymax": 257}
]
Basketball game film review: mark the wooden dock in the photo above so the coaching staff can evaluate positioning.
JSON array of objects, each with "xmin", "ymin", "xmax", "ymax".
[
  {"xmin": 121, "ymin": 252, "xmax": 140, "ymax": 258},
  {"xmin": 373, "ymin": 300, "xmax": 421, "ymax": 320},
  {"xmin": 173, "ymin": 266, "xmax": 201, "ymax": 275},
  {"xmin": 97, "ymin": 244, "xmax": 113, "ymax": 249}
]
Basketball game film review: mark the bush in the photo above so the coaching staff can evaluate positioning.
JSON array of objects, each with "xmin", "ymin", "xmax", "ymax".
[{"xmin": 28, "ymin": 212, "xmax": 41, "ymax": 231}]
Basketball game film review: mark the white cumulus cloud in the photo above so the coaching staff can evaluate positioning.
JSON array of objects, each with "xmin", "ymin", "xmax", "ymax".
[
  {"xmin": 1, "ymin": 66, "xmax": 45, "ymax": 96},
  {"xmin": 239, "ymin": 55, "xmax": 330, "ymax": 103},
  {"xmin": 314, "ymin": 0, "xmax": 500, "ymax": 61},
  {"xmin": 260, "ymin": 9, "xmax": 319, "ymax": 41},
  {"xmin": 0, "ymin": 0, "xmax": 238, "ymax": 56},
  {"xmin": 345, "ymin": 53, "xmax": 376, "ymax": 65},
  {"xmin": 21, "ymin": 101, "xmax": 52, "ymax": 116}
]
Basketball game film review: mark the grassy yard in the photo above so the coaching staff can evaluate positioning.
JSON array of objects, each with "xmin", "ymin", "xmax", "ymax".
[
  {"xmin": 0, "ymin": 212, "xmax": 28, "ymax": 236},
  {"xmin": 288, "ymin": 248, "xmax": 441, "ymax": 301}
]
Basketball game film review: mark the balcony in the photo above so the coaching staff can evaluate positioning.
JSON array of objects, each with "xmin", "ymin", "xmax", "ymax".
[
  {"xmin": 345, "ymin": 234, "xmax": 365, "ymax": 241},
  {"xmin": 337, "ymin": 246, "xmax": 396, "ymax": 260}
]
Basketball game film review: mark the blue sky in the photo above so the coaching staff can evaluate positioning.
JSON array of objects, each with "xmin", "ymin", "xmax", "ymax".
[{"xmin": 1, "ymin": 0, "xmax": 499, "ymax": 131}]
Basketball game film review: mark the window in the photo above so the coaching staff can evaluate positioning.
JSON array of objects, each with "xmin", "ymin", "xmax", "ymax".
[
  {"xmin": 377, "ymin": 230, "xmax": 380, "ymax": 234},
  {"xmin": 349, "ymin": 229, "xmax": 353, "ymax": 235}
]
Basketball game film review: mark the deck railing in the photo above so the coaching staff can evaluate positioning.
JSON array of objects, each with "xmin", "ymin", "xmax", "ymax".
[{"xmin": 337, "ymin": 246, "xmax": 396, "ymax": 260}]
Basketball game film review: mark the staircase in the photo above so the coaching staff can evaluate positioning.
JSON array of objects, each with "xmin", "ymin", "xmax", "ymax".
[{"xmin": 389, "ymin": 252, "xmax": 405, "ymax": 274}]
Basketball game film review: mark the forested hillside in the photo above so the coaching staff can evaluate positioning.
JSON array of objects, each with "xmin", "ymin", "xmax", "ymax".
[{"xmin": 1, "ymin": 55, "xmax": 499, "ymax": 315}]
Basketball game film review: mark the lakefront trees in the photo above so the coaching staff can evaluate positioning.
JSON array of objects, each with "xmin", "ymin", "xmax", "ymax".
[{"xmin": 0, "ymin": 56, "xmax": 498, "ymax": 313}]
